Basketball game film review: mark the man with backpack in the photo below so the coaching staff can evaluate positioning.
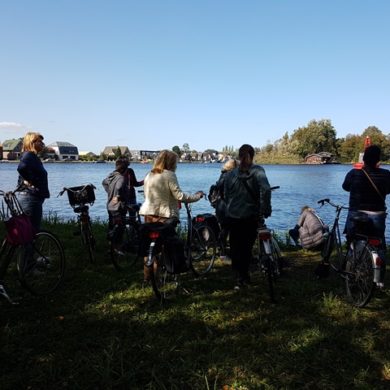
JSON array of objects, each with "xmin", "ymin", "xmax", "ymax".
[{"xmin": 224, "ymin": 144, "xmax": 271, "ymax": 290}]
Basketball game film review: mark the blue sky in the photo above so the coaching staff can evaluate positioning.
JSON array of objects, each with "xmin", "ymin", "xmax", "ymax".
[{"xmin": 1, "ymin": 0, "xmax": 389, "ymax": 153}]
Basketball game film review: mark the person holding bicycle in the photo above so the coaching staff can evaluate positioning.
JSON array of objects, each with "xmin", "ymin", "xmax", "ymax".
[
  {"xmin": 17, "ymin": 132, "xmax": 50, "ymax": 231},
  {"xmin": 139, "ymin": 150, "xmax": 204, "ymax": 280},
  {"xmin": 342, "ymin": 144, "xmax": 390, "ymax": 285},
  {"xmin": 224, "ymin": 144, "xmax": 271, "ymax": 289},
  {"xmin": 102, "ymin": 157, "xmax": 131, "ymax": 254},
  {"xmin": 124, "ymin": 158, "xmax": 144, "ymax": 205}
]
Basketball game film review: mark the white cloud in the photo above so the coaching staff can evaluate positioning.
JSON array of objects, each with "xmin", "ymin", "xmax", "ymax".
[{"xmin": 0, "ymin": 122, "xmax": 25, "ymax": 130}]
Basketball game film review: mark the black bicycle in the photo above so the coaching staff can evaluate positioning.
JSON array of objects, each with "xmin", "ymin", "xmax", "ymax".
[
  {"xmin": 318, "ymin": 198, "xmax": 385, "ymax": 307},
  {"xmin": 251, "ymin": 186, "xmax": 283, "ymax": 302},
  {"xmin": 110, "ymin": 203, "xmax": 142, "ymax": 271},
  {"xmin": 142, "ymin": 200, "xmax": 217, "ymax": 302},
  {"xmin": 59, "ymin": 184, "xmax": 96, "ymax": 263},
  {"xmin": 0, "ymin": 188, "xmax": 65, "ymax": 304}
]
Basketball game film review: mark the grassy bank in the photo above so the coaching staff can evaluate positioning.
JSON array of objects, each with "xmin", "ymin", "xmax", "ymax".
[{"xmin": 1, "ymin": 221, "xmax": 389, "ymax": 389}]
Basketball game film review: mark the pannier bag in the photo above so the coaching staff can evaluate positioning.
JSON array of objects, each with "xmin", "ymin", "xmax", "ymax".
[
  {"xmin": 193, "ymin": 213, "xmax": 220, "ymax": 237},
  {"xmin": 5, "ymin": 214, "xmax": 35, "ymax": 245},
  {"xmin": 163, "ymin": 236, "xmax": 188, "ymax": 274}
]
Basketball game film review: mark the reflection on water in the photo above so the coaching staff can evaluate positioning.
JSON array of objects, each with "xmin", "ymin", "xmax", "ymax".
[{"xmin": 1, "ymin": 162, "xmax": 389, "ymax": 239}]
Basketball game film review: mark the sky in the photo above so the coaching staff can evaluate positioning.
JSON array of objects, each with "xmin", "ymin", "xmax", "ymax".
[{"xmin": 1, "ymin": 0, "xmax": 389, "ymax": 154}]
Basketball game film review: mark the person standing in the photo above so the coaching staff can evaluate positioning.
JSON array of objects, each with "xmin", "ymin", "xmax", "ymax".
[
  {"xmin": 124, "ymin": 158, "xmax": 144, "ymax": 205},
  {"xmin": 224, "ymin": 144, "xmax": 271, "ymax": 289},
  {"xmin": 102, "ymin": 157, "xmax": 130, "ymax": 253},
  {"xmin": 17, "ymin": 132, "xmax": 49, "ymax": 231},
  {"xmin": 139, "ymin": 150, "xmax": 204, "ymax": 280},
  {"xmin": 212, "ymin": 159, "xmax": 238, "ymax": 257},
  {"xmin": 342, "ymin": 144, "xmax": 390, "ymax": 286}
]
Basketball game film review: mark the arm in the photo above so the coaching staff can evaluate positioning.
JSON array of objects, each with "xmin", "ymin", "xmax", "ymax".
[
  {"xmin": 256, "ymin": 168, "xmax": 271, "ymax": 218},
  {"xmin": 167, "ymin": 171, "xmax": 203, "ymax": 203},
  {"xmin": 128, "ymin": 168, "xmax": 144, "ymax": 187},
  {"xmin": 342, "ymin": 170, "xmax": 353, "ymax": 192}
]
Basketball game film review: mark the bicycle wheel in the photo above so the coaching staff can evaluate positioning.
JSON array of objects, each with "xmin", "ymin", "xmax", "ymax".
[
  {"xmin": 264, "ymin": 254, "xmax": 276, "ymax": 302},
  {"xmin": 345, "ymin": 242, "xmax": 374, "ymax": 307},
  {"xmin": 110, "ymin": 225, "xmax": 138, "ymax": 271},
  {"xmin": 321, "ymin": 231, "xmax": 343, "ymax": 271},
  {"xmin": 18, "ymin": 231, "xmax": 65, "ymax": 296},
  {"xmin": 81, "ymin": 220, "xmax": 96, "ymax": 264},
  {"xmin": 189, "ymin": 225, "xmax": 217, "ymax": 277},
  {"xmin": 270, "ymin": 237, "xmax": 282, "ymax": 276},
  {"xmin": 150, "ymin": 253, "xmax": 179, "ymax": 301}
]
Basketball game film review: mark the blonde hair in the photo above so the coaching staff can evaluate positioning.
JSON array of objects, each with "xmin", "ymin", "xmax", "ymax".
[
  {"xmin": 222, "ymin": 159, "xmax": 238, "ymax": 172},
  {"xmin": 151, "ymin": 150, "xmax": 178, "ymax": 174},
  {"xmin": 22, "ymin": 132, "xmax": 44, "ymax": 154}
]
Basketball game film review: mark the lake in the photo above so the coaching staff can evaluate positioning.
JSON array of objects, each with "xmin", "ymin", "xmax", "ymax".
[{"xmin": 1, "ymin": 161, "xmax": 389, "ymax": 239}]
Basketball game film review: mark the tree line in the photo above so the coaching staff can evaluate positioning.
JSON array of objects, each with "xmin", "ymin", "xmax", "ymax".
[{"xmin": 253, "ymin": 119, "xmax": 390, "ymax": 164}]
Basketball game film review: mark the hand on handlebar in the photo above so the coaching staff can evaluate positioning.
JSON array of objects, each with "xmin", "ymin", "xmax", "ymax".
[{"xmin": 195, "ymin": 191, "xmax": 205, "ymax": 199}]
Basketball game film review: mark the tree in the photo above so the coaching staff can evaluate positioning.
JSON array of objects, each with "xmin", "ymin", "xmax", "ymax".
[
  {"xmin": 290, "ymin": 119, "xmax": 338, "ymax": 158},
  {"xmin": 114, "ymin": 146, "xmax": 122, "ymax": 160},
  {"xmin": 172, "ymin": 145, "xmax": 181, "ymax": 156},
  {"xmin": 182, "ymin": 143, "xmax": 190, "ymax": 153}
]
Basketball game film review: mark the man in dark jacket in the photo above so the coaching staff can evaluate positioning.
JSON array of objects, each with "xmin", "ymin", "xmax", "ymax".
[
  {"xmin": 224, "ymin": 144, "xmax": 271, "ymax": 289},
  {"xmin": 342, "ymin": 145, "xmax": 390, "ymax": 286}
]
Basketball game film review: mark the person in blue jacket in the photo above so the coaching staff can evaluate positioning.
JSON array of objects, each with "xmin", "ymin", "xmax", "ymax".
[{"xmin": 17, "ymin": 132, "xmax": 49, "ymax": 231}]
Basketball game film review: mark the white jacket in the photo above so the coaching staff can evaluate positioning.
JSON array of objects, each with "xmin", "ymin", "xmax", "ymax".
[{"xmin": 139, "ymin": 169, "xmax": 201, "ymax": 219}]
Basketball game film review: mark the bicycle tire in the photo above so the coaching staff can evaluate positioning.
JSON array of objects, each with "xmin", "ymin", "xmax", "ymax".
[
  {"xmin": 110, "ymin": 225, "xmax": 138, "ymax": 271},
  {"xmin": 189, "ymin": 225, "xmax": 217, "ymax": 277},
  {"xmin": 150, "ymin": 253, "xmax": 179, "ymax": 302},
  {"xmin": 345, "ymin": 242, "xmax": 374, "ymax": 307},
  {"xmin": 18, "ymin": 231, "xmax": 65, "ymax": 296},
  {"xmin": 321, "ymin": 231, "xmax": 343, "ymax": 271},
  {"xmin": 270, "ymin": 237, "xmax": 282, "ymax": 276},
  {"xmin": 81, "ymin": 221, "xmax": 96, "ymax": 264},
  {"xmin": 264, "ymin": 255, "xmax": 276, "ymax": 302}
]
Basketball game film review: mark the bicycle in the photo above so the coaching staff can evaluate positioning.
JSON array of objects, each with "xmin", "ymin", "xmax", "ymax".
[
  {"xmin": 59, "ymin": 184, "xmax": 96, "ymax": 263},
  {"xmin": 0, "ymin": 188, "xmax": 65, "ymax": 304},
  {"xmin": 141, "ymin": 199, "xmax": 218, "ymax": 301},
  {"xmin": 110, "ymin": 203, "xmax": 142, "ymax": 271},
  {"xmin": 251, "ymin": 186, "xmax": 283, "ymax": 302},
  {"xmin": 317, "ymin": 198, "xmax": 385, "ymax": 307}
]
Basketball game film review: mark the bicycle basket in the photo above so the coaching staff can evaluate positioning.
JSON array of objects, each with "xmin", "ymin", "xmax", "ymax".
[{"xmin": 66, "ymin": 185, "xmax": 95, "ymax": 206}]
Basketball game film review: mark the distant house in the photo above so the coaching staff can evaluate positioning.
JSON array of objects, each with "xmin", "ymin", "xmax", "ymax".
[
  {"xmin": 47, "ymin": 141, "xmax": 79, "ymax": 161},
  {"xmin": 2, "ymin": 138, "xmax": 23, "ymax": 160},
  {"xmin": 304, "ymin": 152, "xmax": 334, "ymax": 164},
  {"xmin": 102, "ymin": 146, "xmax": 131, "ymax": 160}
]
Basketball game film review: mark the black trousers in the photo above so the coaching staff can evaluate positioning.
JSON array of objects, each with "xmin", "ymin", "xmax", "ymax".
[{"xmin": 228, "ymin": 217, "xmax": 258, "ymax": 281}]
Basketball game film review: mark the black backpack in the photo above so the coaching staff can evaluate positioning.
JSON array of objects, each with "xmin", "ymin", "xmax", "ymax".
[{"xmin": 208, "ymin": 184, "xmax": 220, "ymax": 208}]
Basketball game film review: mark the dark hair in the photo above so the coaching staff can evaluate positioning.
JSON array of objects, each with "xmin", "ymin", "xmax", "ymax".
[
  {"xmin": 363, "ymin": 145, "xmax": 381, "ymax": 167},
  {"xmin": 238, "ymin": 144, "xmax": 255, "ymax": 160},
  {"xmin": 115, "ymin": 157, "xmax": 129, "ymax": 172}
]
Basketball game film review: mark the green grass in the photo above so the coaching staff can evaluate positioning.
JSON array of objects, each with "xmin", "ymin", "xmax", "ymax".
[{"xmin": 1, "ymin": 221, "xmax": 389, "ymax": 389}]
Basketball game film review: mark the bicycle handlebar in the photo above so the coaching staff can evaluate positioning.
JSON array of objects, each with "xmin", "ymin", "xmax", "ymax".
[{"xmin": 317, "ymin": 198, "xmax": 349, "ymax": 210}]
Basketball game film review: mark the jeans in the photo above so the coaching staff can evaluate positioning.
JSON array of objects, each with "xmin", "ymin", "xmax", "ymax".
[{"xmin": 17, "ymin": 193, "xmax": 44, "ymax": 232}]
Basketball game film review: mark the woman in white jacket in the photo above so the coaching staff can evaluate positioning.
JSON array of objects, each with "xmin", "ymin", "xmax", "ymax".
[
  {"xmin": 140, "ymin": 150, "xmax": 203, "ymax": 222},
  {"xmin": 140, "ymin": 150, "xmax": 204, "ymax": 280}
]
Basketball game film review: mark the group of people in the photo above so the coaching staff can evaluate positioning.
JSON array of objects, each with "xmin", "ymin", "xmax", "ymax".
[{"xmin": 15, "ymin": 131, "xmax": 389, "ymax": 289}]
